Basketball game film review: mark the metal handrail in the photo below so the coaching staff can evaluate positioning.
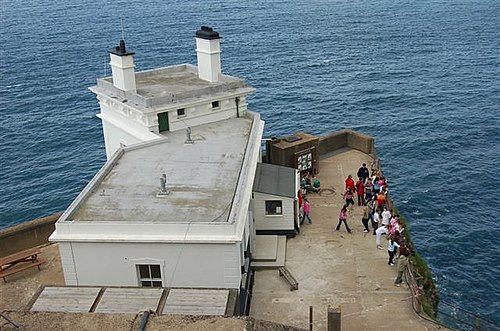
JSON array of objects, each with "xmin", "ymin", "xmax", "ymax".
[
  {"xmin": 438, "ymin": 300, "xmax": 500, "ymax": 331},
  {"xmin": 374, "ymin": 162, "xmax": 500, "ymax": 331},
  {"xmin": 0, "ymin": 312, "xmax": 20, "ymax": 329}
]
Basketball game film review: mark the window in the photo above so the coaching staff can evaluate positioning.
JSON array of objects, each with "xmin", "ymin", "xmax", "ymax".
[
  {"xmin": 137, "ymin": 264, "xmax": 162, "ymax": 287},
  {"xmin": 265, "ymin": 200, "xmax": 283, "ymax": 215},
  {"xmin": 211, "ymin": 101, "xmax": 220, "ymax": 109},
  {"xmin": 177, "ymin": 108, "xmax": 186, "ymax": 118}
]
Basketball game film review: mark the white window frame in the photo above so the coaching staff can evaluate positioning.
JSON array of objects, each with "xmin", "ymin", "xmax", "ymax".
[{"xmin": 136, "ymin": 263, "xmax": 163, "ymax": 287}]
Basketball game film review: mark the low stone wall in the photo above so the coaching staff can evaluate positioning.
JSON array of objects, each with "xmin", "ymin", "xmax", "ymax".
[
  {"xmin": 372, "ymin": 164, "xmax": 438, "ymax": 318},
  {"xmin": 318, "ymin": 129, "xmax": 375, "ymax": 157},
  {"xmin": 0, "ymin": 213, "xmax": 60, "ymax": 258}
]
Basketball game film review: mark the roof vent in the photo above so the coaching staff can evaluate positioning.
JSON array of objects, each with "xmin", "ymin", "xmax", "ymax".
[
  {"xmin": 185, "ymin": 127, "xmax": 194, "ymax": 145},
  {"xmin": 157, "ymin": 173, "xmax": 170, "ymax": 197}
]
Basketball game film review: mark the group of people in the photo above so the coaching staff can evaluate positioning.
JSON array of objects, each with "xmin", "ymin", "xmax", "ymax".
[
  {"xmin": 336, "ymin": 163, "xmax": 410, "ymax": 286},
  {"xmin": 300, "ymin": 171, "xmax": 321, "ymax": 194},
  {"xmin": 297, "ymin": 163, "xmax": 411, "ymax": 286}
]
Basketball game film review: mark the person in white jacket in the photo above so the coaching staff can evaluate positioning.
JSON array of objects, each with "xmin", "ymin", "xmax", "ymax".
[
  {"xmin": 372, "ymin": 209, "xmax": 380, "ymax": 235},
  {"xmin": 381, "ymin": 207, "xmax": 391, "ymax": 226},
  {"xmin": 376, "ymin": 224, "xmax": 390, "ymax": 249}
]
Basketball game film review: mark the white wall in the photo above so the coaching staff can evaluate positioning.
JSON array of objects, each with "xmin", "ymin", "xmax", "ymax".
[
  {"xmin": 253, "ymin": 192, "xmax": 295, "ymax": 231},
  {"xmin": 165, "ymin": 96, "xmax": 249, "ymax": 132},
  {"xmin": 58, "ymin": 242, "xmax": 77, "ymax": 285},
  {"xmin": 61, "ymin": 241, "xmax": 242, "ymax": 289},
  {"xmin": 97, "ymin": 101, "xmax": 159, "ymax": 159},
  {"xmin": 100, "ymin": 120, "xmax": 145, "ymax": 159},
  {"xmin": 96, "ymin": 93, "xmax": 250, "ymax": 158}
]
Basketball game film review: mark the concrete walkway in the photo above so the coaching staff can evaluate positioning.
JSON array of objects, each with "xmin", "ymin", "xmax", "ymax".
[{"xmin": 250, "ymin": 148, "xmax": 445, "ymax": 330}]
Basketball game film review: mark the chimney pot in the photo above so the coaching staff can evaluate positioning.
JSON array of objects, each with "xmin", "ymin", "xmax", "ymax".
[{"xmin": 195, "ymin": 26, "xmax": 221, "ymax": 40}]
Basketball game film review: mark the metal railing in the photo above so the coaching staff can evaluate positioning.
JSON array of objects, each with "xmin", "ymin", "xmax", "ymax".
[
  {"xmin": 0, "ymin": 312, "xmax": 20, "ymax": 329},
  {"xmin": 438, "ymin": 300, "xmax": 500, "ymax": 331}
]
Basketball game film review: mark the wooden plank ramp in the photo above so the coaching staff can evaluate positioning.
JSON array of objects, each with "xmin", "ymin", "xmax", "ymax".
[
  {"xmin": 30, "ymin": 287, "xmax": 101, "ymax": 313},
  {"xmin": 162, "ymin": 289, "xmax": 229, "ymax": 316},
  {"xmin": 278, "ymin": 266, "xmax": 298, "ymax": 291},
  {"xmin": 95, "ymin": 288, "xmax": 164, "ymax": 314}
]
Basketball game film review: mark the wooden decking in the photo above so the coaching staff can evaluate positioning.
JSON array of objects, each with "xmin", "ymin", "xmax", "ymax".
[
  {"xmin": 163, "ymin": 289, "xmax": 229, "ymax": 315},
  {"xmin": 28, "ymin": 286, "xmax": 235, "ymax": 316},
  {"xmin": 96, "ymin": 287, "xmax": 164, "ymax": 314},
  {"xmin": 31, "ymin": 287, "xmax": 101, "ymax": 313}
]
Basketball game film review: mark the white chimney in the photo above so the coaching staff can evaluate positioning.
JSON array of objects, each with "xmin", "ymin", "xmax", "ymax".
[
  {"xmin": 195, "ymin": 26, "xmax": 222, "ymax": 83},
  {"xmin": 108, "ymin": 40, "xmax": 137, "ymax": 92}
]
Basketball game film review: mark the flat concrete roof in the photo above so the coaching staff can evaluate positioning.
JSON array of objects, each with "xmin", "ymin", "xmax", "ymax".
[
  {"xmin": 70, "ymin": 117, "xmax": 252, "ymax": 223},
  {"xmin": 94, "ymin": 64, "xmax": 253, "ymax": 109},
  {"xmin": 133, "ymin": 65, "xmax": 245, "ymax": 98}
]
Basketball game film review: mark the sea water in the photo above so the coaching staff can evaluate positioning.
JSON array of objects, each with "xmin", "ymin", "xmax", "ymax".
[{"xmin": 1, "ymin": 0, "xmax": 499, "ymax": 328}]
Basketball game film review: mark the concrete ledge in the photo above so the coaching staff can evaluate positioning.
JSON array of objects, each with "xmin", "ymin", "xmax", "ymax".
[
  {"xmin": 0, "ymin": 213, "xmax": 61, "ymax": 258},
  {"xmin": 318, "ymin": 129, "xmax": 375, "ymax": 157}
]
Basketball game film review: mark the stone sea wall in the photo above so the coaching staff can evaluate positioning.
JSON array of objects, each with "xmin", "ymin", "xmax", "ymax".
[{"xmin": 0, "ymin": 213, "xmax": 60, "ymax": 258}]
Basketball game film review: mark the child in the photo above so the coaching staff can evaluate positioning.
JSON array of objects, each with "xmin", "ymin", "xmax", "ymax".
[
  {"xmin": 387, "ymin": 235, "xmax": 400, "ymax": 266},
  {"xmin": 301, "ymin": 198, "xmax": 312, "ymax": 225},
  {"xmin": 336, "ymin": 205, "xmax": 352, "ymax": 233}
]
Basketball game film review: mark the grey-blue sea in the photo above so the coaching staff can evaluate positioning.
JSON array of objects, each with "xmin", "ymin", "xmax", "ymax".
[{"xmin": 1, "ymin": 0, "xmax": 499, "ymax": 328}]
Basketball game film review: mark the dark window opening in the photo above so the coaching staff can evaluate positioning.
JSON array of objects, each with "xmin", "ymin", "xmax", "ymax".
[
  {"xmin": 265, "ymin": 200, "xmax": 283, "ymax": 215},
  {"xmin": 177, "ymin": 108, "xmax": 186, "ymax": 117}
]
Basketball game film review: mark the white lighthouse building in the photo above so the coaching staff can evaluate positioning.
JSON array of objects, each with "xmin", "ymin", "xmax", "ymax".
[{"xmin": 50, "ymin": 27, "xmax": 298, "ymax": 315}]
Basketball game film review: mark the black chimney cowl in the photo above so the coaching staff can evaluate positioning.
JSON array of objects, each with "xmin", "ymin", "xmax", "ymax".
[
  {"xmin": 108, "ymin": 39, "xmax": 136, "ymax": 56},
  {"xmin": 195, "ymin": 26, "xmax": 222, "ymax": 40}
]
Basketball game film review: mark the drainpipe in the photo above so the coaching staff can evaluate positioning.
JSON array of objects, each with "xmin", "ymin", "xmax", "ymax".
[
  {"xmin": 235, "ymin": 96, "xmax": 240, "ymax": 118},
  {"xmin": 138, "ymin": 310, "xmax": 151, "ymax": 331}
]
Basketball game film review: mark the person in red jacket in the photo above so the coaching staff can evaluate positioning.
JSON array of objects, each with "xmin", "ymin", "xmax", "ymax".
[
  {"xmin": 355, "ymin": 177, "xmax": 365, "ymax": 206},
  {"xmin": 345, "ymin": 175, "xmax": 355, "ymax": 192}
]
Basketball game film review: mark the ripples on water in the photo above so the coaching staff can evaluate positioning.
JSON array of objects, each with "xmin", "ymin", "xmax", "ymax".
[{"xmin": 1, "ymin": 0, "xmax": 499, "ymax": 327}]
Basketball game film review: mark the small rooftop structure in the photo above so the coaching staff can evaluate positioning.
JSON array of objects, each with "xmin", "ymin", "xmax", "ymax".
[{"xmin": 266, "ymin": 131, "xmax": 320, "ymax": 175}]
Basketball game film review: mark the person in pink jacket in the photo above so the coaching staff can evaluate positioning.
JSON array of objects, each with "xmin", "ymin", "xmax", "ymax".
[
  {"xmin": 336, "ymin": 205, "xmax": 352, "ymax": 233},
  {"xmin": 301, "ymin": 198, "xmax": 312, "ymax": 225}
]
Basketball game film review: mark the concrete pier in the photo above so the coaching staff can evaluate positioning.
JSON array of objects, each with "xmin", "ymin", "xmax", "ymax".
[
  {"xmin": 250, "ymin": 148, "xmax": 447, "ymax": 330},
  {"xmin": 0, "ymin": 147, "xmax": 450, "ymax": 330}
]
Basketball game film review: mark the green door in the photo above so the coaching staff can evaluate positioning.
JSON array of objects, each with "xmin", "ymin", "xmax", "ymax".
[{"xmin": 158, "ymin": 112, "xmax": 169, "ymax": 132}]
